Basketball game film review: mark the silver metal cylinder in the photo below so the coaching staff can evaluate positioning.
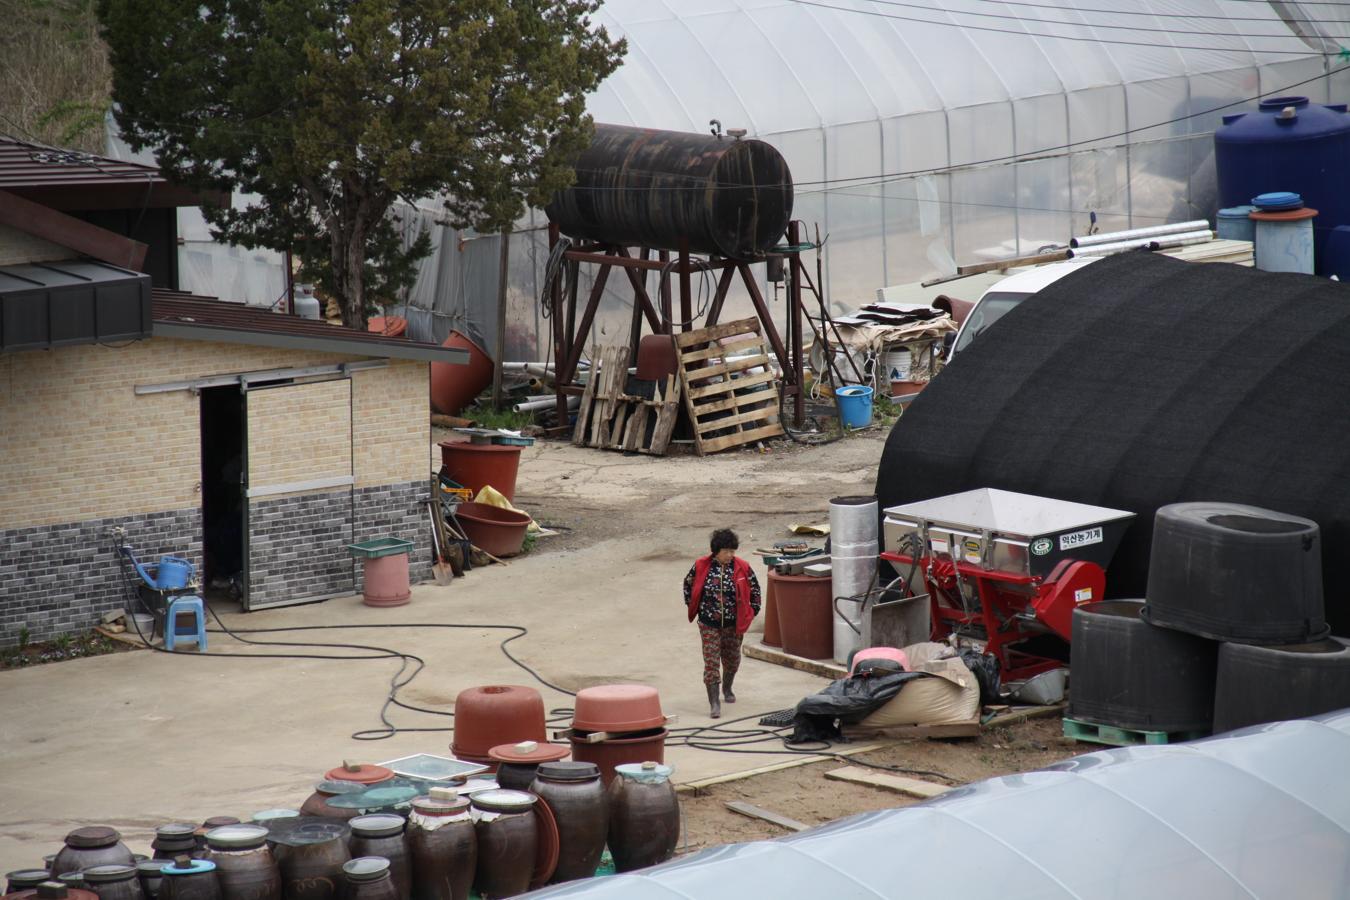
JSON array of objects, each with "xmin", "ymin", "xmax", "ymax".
[
  {"xmin": 830, "ymin": 496, "xmax": 879, "ymax": 663},
  {"xmin": 1069, "ymin": 220, "xmax": 1210, "ymax": 249},
  {"xmin": 1067, "ymin": 230, "xmax": 1214, "ymax": 259}
]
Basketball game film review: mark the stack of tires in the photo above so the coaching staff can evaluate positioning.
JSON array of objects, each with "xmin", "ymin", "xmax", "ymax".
[{"xmin": 1070, "ymin": 502, "xmax": 1350, "ymax": 735}]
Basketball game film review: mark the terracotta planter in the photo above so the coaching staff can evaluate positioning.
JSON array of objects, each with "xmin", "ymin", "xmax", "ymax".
[
  {"xmin": 568, "ymin": 730, "xmax": 667, "ymax": 788},
  {"xmin": 360, "ymin": 554, "xmax": 412, "ymax": 608},
  {"xmin": 453, "ymin": 502, "xmax": 529, "ymax": 558},
  {"xmin": 771, "ymin": 571, "xmax": 834, "ymax": 660},
  {"xmin": 450, "ymin": 686, "xmax": 547, "ymax": 763},
  {"xmin": 430, "ymin": 331, "xmax": 492, "ymax": 417},
  {"xmin": 571, "ymin": 685, "xmax": 664, "ymax": 733},
  {"xmin": 438, "ymin": 445, "xmax": 524, "ymax": 503},
  {"xmin": 762, "ymin": 576, "xmax": 782, "ymax": 647},
  {"xmin": 367, "ymin": 316, "xmax": 407, "ymax": 338}
]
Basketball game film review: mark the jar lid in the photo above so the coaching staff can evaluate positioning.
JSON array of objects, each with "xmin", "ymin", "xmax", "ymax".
[
  {"xmin": 7, "ymin": 870, "xmax": 51, "ymax": 888},
  {"xmin": 155, "ymin": 824, "xmax": 198, "ymax": 840},
  {"xmin": 56, "ymin": 874, "xmax": 86, "ymax": 887},
  {"xmin": 469, "ymin": 789, "xmax": 538, "ymax": 813},
  {"xmin": 200, "ymin": 817, "xmax": 240, "ymax": 830},
  {"xmin": 81, "ymin": 867, "xmax": 136, "ymax": 884},
  {"xmin": 327, "ymin": 785, "xmax": 419, "ymax": 810},
  {"xmin": 615, "ymin": 761, "xmax": 673, "ymax": 783},
  {"xmin": 162, "ymin": 860, "xmax": 215, "ymax": 876},
  {"xmin": 487, "ymin": 741, "xmax": 570, "ymax": 764},
  {"xmin": 342, "ymin": 858, "xmax": 390, "ymax": 882},
  {"xmin": 65, "ymin": 826, "xmax": 120, "ymax": 849},
  {"xmin": 349, "ymin": 814, "xmax": 405, "ymax": 837},
  {"xmin": 536, "ymin": 761, "xmax": 600, "ymax": 782},
  {"xmin": 136, "ymin": 862, "xmax": 173, "ymax": 876},
  {"xmin": 251, "ymin": 809, "xmax": 300, "ymax": 823},
  {"xmin": 204, "ymin": 824, "xmax": 269, "ymax": 848},
  {"xmin": 325, "ymin": 763, "xmax": 393, "ymax": 785},
  {"xmin": 1252, "ymin": 191, "xmax": 1303, "ymax": 211},
  {"xmin": 313, "ymin": 779, "xmax": 368, "ymax": 796},
  {"xmin": 410, "ymin": 796, "xmax": 470, "ymax": 815}
]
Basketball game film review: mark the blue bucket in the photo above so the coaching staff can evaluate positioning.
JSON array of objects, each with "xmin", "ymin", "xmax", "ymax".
[{"xmin": 835, "ymin": 385, "xmax": 874, "ymax": 429}]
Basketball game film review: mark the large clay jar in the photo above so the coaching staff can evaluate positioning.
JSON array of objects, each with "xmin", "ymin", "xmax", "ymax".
[
  {"xmin": 450, "ymin": 687, "xmax": 547, "ymax": 767},
  {"xmin": 275, "ymin": 831, "xmax": 348, "ymax": 900},
  {"xmin": 156, "ymin": 860, "xmax": 221, "ymax": 900},
  {"xmin": 6, "ymin": 872, "xmax": 51, "ymax": 894},
  {"xmin": 203, "ymin": 825, "xmax": 281, "ymax": 900},
  {"xmin": 528, "ymin": 762, "xmax": 607, "ymax": 884},
  {"xmin": 134, "ymin": 862, "xmax": 171, "ymax": 900},
  {"xmin": 298, "ymin": 783, "xmax": 367, "ymax": 821},
  {"xmin": 79, "ymin": 867, "xmax": 143, "ymax": 900},
  {"xmin": 152, "ymin": 826, "xmax": 200, "ymax": 862},
  {"xmin": 469, "ymin": 790, "xmax": 538, "ymax": 899},
  {"xmin": 51, "ymin": 828, "xmax": 136, "ymax": 877},
  {"xmin": 193, "ymin": 821, "xmax": 240, "ymax": 857},
  {"xmin": 486, "ymin": 742, "xmax": 569, "ymax": 792},
  {"xmin": 606, "ymin": 762, "xmax": 680, "ymax": 873},
  {"xmin": 406, "ymin": 796, "xmax": 475, "ymax": 900},
  {"xmin": 346, "ymin": 817, "xmax": 408, "ymax": 900},
  {"xmin": 338, "ymin": 859, "xmax": 397, "ymax": 900}
]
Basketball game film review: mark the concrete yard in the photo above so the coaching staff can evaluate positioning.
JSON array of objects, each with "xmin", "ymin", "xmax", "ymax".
[{"xmin": 0, "ymin": 430, "xmax": 887, "ymax": 872}]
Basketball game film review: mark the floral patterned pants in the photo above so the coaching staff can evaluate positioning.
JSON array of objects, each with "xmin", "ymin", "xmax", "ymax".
[{"xmin": 698, "ymin": 623, "xmax": 742, "ymax": 685}]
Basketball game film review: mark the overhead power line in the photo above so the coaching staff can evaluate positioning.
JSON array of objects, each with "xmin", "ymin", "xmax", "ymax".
[
  {"xmin": 784, "ymin": 0, "xmax": 1344, "ymax": 54},
  {"xmin": 964, "ymin": 0, "xmax": 1350, "ymax": 25}
]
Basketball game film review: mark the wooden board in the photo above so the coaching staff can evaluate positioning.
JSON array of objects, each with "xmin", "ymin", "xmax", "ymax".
[
  {"xmin": 823, "ymin": 766, "xmax": 950, "ymax": 799},
  {"xmin": 674, "ymin": 317, "xmax": 760, "ymax": 348},
  {"xmin": 724, "ymin": 801, "xmax": 809, "ymax": 832},
  {"xmin": 572, "ymin": 344, "xmax": 681, "ymax": 456}
]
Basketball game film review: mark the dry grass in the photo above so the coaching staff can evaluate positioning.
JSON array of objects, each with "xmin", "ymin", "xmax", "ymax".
[{"xmin": 0, "ymin": 0, "xmax": 111, "ymax": 152}]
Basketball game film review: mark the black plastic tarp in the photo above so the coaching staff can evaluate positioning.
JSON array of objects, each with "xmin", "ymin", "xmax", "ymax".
[{"xmin": 875, "ymin": 252, "xmax": 1350, "ymax": 634}]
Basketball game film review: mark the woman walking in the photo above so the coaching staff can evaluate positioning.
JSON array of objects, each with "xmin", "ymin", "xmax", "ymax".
[{"xmin": 684, "ymin": 528, "xmax": 761, "ymax": 718}]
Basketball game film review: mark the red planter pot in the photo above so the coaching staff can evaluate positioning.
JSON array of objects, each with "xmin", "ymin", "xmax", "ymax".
[
  {"xmin": 569, "ymin": 730, "xmax": 667, "ymax": 788},
  {"xmin": 451, "ymin": 685, "xmax": 547, "ymax": 763},
  {"xmin": 762, "ymin": 576, "xmax": 782, "ymax": 647},
  {"xmin": 455, "ymin": 501, "xmax": 530, "ymax": 558},
  {"xmin": 771, "ymin": 571, "xmax": 834, "ymax": 660},
  {"xmin": 438, "ymin": 443, "xmax": 524, "ymax": 502},
  {"xmin": 360, "ymin": 554, "xmax": 411, "ymax": 607},
  {"xmin": 430, "ymin": 330, "xmax": 493, "ymax": 416},
  {"xmin": 571, "ymin": 685, "xmax": 664, "ymax": 733}
]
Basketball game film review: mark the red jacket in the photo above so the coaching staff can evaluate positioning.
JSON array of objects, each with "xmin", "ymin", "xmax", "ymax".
[{"xmin": 687, "ymin": 555, "xmax": 756, "ymax": 635}]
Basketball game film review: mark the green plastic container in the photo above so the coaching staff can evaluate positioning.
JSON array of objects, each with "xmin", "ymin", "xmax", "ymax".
[{"xmin": 347, "ymin": 537, "xmax": 414, "ymax": 559}]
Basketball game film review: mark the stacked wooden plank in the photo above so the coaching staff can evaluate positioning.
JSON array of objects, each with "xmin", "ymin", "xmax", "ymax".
[
  {"xmin": 1161, "ymin": 238, "xmax": 1253, "ymax": 266},
  {"xmin": 675, "ymin": 317, "xmax": 784, "ymax": 455},
  {"xmin": 572, "ymin": 344, "xmax": 681, "ymax": 455}
]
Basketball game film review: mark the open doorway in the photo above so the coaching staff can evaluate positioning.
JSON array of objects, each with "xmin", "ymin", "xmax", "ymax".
[{"xmin": 200, "ymin": 386, "xmax": 246, "ymax": 599}]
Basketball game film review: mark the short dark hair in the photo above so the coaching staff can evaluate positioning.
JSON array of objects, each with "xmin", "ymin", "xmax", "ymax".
[{"xmin": 710, "ymin": 528, "xmax": 739, "ymax": 554}]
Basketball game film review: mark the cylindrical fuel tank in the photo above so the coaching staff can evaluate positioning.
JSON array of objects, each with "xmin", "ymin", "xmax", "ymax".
[{"xmin": 545, "ymin": 124, "xmax": 793, "ymax": 259}]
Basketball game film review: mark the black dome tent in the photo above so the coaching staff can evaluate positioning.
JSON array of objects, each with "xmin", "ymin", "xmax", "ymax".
[{"xmin": 874, "ymin": 252, "xmax": 1350, "ymax": 634}]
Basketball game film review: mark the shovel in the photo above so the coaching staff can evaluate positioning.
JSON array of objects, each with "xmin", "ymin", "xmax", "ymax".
[{"xmin": 425, "ymin": 503, "xmax": 455, "ymax": 585}]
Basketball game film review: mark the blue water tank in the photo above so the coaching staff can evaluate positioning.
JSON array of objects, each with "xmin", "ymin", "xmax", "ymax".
[{"xmin": 1215, "ymin": 96, "xmax": 1350, "ymax": 276}]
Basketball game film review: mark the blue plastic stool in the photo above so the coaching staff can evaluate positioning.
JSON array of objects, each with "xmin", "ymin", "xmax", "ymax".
[{"xmin": 165, "ymin": 595, "xmax": 207, "ymax": 652}]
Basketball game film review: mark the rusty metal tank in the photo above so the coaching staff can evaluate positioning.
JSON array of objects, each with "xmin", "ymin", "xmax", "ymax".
[{"xmin": 545, "ymin": 124, "xmax": 793, "ymax": 259}]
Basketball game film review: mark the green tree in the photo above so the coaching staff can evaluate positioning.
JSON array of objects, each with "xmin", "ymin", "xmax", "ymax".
[{"xmin": 98, "ymin": 0, "xmax": 624, "ymax": 328}]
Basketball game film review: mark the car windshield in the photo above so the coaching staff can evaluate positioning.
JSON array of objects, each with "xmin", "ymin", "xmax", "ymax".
[{"xmin": 952, "ymin": 292, "xmax": 1030, "ymax": 353}]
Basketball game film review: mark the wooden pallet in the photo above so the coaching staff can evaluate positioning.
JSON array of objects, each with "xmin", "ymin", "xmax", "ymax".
[
  {"xmin": 1062, "ymin": 716, "xmax": 1208, "ymax": 747},
  {"xmin": 572, "ymin": 344, "xmax": 681, "ymax": 455},
  {"xmin": 674, "ymin": 317, "xmax": 784, "ymax": 455}
]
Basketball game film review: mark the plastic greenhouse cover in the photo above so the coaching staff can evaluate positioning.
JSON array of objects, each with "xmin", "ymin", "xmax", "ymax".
[{"xmin": 524, "ymin": 711, "xmax": 1350, "ymax": 899}]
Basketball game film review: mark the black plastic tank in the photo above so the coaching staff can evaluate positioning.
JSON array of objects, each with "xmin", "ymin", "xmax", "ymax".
[
  {"xmin": 1069, "ymin": 600, "xmax": 1218, "ymax": 733},
  {"xmin": 545, "ymin": 124, "xmax": 793, "ymax": 259},
  {"xmin": 1143, "ymin": 502, "xmax": 1326, "ymax": 644},
  {"xmin": 1213, "ymin": 637, "xmax": 1350, "ymax": 732}
]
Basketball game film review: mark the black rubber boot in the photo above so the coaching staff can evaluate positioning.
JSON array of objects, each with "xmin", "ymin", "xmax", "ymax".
[
  {"xmin": 706, "ymin": 682, "xmax": 722, "ymax": 719},
  {"xmin": 723, "ymin": 673, "xmax": 736, "ymax": 703}
]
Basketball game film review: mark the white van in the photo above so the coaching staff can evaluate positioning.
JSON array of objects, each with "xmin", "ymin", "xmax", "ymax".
[{"xmin": 947, "ymin": 258, "xmax": 1100, "ymax": 359}]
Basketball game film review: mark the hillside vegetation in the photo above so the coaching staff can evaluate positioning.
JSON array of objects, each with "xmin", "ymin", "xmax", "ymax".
[{"xmin": 0, "ymin": 0, "xmax": 110, "ymax": 152}]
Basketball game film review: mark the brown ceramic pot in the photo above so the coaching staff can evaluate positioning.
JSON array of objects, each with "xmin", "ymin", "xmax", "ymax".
[
  {"xmin": 276, "ymin": 832, "xmax": 347, "ymax": 900},
  {"xmin": 450, "ymin": 687, "xmax": 547, "ymax": 764},
  {"xmin": 134, "ymin": 862, "xmax": 172, "ymax": 900},
  {"xmin": 78, "ymin": 867, "xmax": 142, "ymax": 900},
  {"xmin": 606, "ymin": 762, "xmax": 679, "ymax": 873},
  {"xmin": 528, "ymin": 762, "xmax": 607, "ymax": 884},
  {"xmin": 406, "ymin": 797, "xmax": 475, "ymax": 900},
  {"xmin": 569, "ymin": 729, "xmax": 668, "ymax": 788},
  {"xmin": 338, "ymin": 859, "xmax": 396, "ymax": 900},
  {"xmin": 486, "ymin": 742, "xmax": 569, "ymax": 792},
  {"xmin": 152, "ymin": 826, "xmax": 200, "ymax": 862},
  {"xmin": 51, "ymin": 828, "xmax": 136, "ymax": 877},
  {"xmin": 203, "ymin": 825, "xmax": 281, "ymax": 900},
  {"xmin": 297, "ymin": 783, "xmax": 366, "ymax": 821},
  {"xmin": 157, "ymin": 859, "xmax": 220, "ymax": 900},
  {"xmin": 469, "ymin": 791, "xmax": 538, "ymax": 899},
  {"xmin": 347, "ymin": 817, "xmax": 408, "ymax": 900},
  {"xmin": 193, "ymin": 821, "xmax": 240, "ymax": 856}
]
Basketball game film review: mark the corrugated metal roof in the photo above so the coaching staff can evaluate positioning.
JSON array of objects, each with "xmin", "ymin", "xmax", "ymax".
[
  {"xmin": 0, "ymin": 136, "xmax": 223, "ymax": 209},
  {"xmin": 152, "ymin": 290, "xmax": 469, "ymax": 365}
]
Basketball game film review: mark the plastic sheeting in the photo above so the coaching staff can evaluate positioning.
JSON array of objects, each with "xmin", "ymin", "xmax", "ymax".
[{"xmin": 527, "ymin": 709, "xmax": 1350, "ymax": 898}]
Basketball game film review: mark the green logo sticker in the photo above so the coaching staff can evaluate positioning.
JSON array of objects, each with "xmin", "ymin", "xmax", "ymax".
[{"xmin": 1031, "ymin": 538, "xmax": 1053, "ymax": 556}]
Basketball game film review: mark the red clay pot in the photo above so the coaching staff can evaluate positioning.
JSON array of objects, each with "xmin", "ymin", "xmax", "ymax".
[
  {"xmin": 367, "ymin": 317, "xmax": 407, "ymax": 338},
  {"xmin": 571, "ymin": 685, "xmax": 664, "ymax": 733},
  {"xmin": 771, "ymin": 571, "xmax": 834, "ymax": 660},
  {"xmin": 450, "ymin": 686, "xmax": 547, "ymax": 762},
  {"xmin": 430, "ymin": 331, "xmax": 492, "ymax": 417},
  {"xmin": 453, "ymin": 502, "xmax": 529, "ymax": 558},
  {"xmin": 361, "ymin": 555, "xmax": 411, "ymax": 607},
  {"xmin": 568, "ymin": 730, "xmax": 667, "ymax": 788},
  {"xmin": 762, "ymin": 576, "xmax": 782, "ymax": 647},
  {"xmin": 438, "ymin": 444, "xmax": 523, "ymax": 502},
  {"xmin": 324, "ymin": 764, "xmax": 394, "ymax": 785}
]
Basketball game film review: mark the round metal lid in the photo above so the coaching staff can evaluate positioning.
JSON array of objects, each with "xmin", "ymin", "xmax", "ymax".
[
  {"xmin": 327, "ymin": 785, "xmax": 419, "ymax": 810},
  {"xmin": 324, "ymin": 763, "xmax": 393, "ymax": 785},
  {"xmin": 487, "ymin": 740, "xmax": 571, "ymax": 764},
  {"xmin": 251, "ymin": 809, "xmax": 299, "ymax": 823},
  {"xmin": 162, "ymin": 860, "xmax": 215, "ymax": 876},
  {"xmin": 348, "ymin": 814, "xmax": 405, "ymax": 837},
  {"xmin": 81, "ymin": 866, "xmax": 136, "ymax": 884},
  {"xmin": 7, "ymin": 870, "xmax": 52, "ymax": 888},
  {"xmin": 154, "ymin": 824, "xmax": 198, "ymax": 840},
  {"xmin": 342, "ymin": 858, "xmax": 390, "ymax": 882},
  {"xmin": 469, "ymin": 789, "xmax": 538, "ymax": 813},
  {"xmin": 136, "ymin": 861, "xmax": 172, "ymax": 875},
  {"xmin": 535, "ymin": 761, "xmax": 600, "ymax": 782},
  {"xmin": 204, "ymin": 824, "xmax": 270, "ymax": 849},
  {"xmin": 410, "ymin": 796, "xmax": 470, "ymax": 815},
  {"xmin": 65, "ymin": 826, "xmax": 120, "ymax": 849},
  {"xmin": 614, "ymin": 761, "xmax": 673, "ymax": 783}
]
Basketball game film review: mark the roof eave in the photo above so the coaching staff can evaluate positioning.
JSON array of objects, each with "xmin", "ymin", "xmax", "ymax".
[{"xmin": 152, "ymin": 321, "xmax": 470, "ymax": 365}]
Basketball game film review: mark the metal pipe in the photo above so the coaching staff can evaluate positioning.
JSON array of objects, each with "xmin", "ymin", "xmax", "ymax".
[
  {"xmin": 1070, "ymin": 219, "xmax": 1211, "ymax": 249},
  {"xmin": 1067, "ymin": 230, "xmax": 1215, "ymax": 259},
  {"xmin": 513, "ymin": 395, "xmax": 580, "ymax": 413}
]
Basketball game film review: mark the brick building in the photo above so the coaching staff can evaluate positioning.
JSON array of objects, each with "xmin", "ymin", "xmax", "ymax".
[{"xmin": 0, "ymin": 138, "xmax": 466, "ymax": 643}]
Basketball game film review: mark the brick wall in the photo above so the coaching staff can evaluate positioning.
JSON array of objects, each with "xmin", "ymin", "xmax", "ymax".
[
  {"xmin": 353, "ymin": 479, "xmax": 433, "ymax": 593},
  {"xmin": 246, "ymin": 488, "xmax": 355, "ymax": 609}
]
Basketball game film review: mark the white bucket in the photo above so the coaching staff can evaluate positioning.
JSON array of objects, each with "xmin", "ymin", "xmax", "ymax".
[{"xmin": 883, "ymin": 348, "xmax": 912, "ymax": 383}]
